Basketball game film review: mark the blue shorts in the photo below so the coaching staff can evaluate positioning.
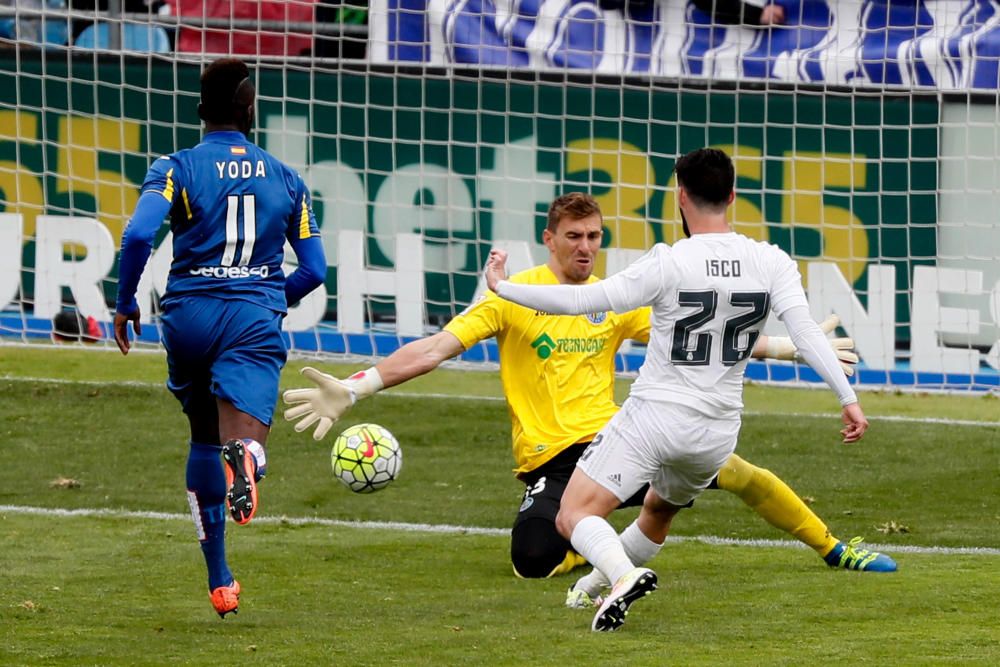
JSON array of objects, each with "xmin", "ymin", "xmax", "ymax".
[{"xmin": 160, "ymin": 295, "xmax": 287, "ymax": 427}]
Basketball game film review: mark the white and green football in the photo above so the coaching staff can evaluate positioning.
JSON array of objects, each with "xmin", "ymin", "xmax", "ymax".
[{"xmin": 331, "ymin": 423, "xmax": 402, "ymax": 493}]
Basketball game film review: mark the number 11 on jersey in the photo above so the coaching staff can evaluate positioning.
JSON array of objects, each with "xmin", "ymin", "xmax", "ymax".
[{"xmin": 222, "ymin": 193, "xmax": 257, "ymax": 267}]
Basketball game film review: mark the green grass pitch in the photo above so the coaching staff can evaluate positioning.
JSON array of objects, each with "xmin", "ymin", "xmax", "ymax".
[{"xmin": 1, "ymin": 346, "xmax": 998, "ymax": 665}]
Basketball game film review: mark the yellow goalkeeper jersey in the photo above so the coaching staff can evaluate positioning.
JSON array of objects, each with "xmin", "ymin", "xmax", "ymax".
[{"xmin": 444, "ymin": 264, "xmax": 651, "ymax": 475}]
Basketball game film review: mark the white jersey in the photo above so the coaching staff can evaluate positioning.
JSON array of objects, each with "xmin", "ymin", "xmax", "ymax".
[
  {"xmin": 623, "ymin": 234, "xmax": 807, "ymax": 417},
  {"xmin": 497, "ymin": 232, "xmax": 856, "ymax": 419}
]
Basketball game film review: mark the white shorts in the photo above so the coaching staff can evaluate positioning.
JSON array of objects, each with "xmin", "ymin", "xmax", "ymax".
[{"xmin": 576, "ymin": 397, "xmax": 741, "ymax": 507}]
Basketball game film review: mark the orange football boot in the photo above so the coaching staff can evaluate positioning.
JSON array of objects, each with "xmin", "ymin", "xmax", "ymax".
[
  {"xmin": 210, "ymin": 580, "xmax": 241, "ymax": 618},
  {"xmin": 222, "ymin": 439, "xmax": 259, "ymax": 525}
]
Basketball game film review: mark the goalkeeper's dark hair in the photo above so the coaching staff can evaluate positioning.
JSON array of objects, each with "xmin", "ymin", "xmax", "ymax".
[
  {"xmin": 198, "ymin": 58, "xmax": 254, "ymax": 126},
  {"xmin": 546, "ymin": 192, "xmax": 602, "ymax": 233},
  {"xmin": 673, "ymin": 148, "xmax": 734, "ymax": 211}
]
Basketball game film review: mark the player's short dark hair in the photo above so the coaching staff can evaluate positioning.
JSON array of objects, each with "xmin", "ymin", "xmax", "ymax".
[
  {"xmin": 673, "ymin": 148, "xmax": 734, "ymax": 210},
  {"xmin": 546, "ymin": 192, "xmax": 602, "ymax": 232},
  {"xmin": 198, "ymin": 58, "xmax": 254, "ymax": 125}
]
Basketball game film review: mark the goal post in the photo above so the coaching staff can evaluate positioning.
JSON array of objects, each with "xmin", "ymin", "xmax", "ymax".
[{"xmin": 1, "ymin": 0, "xmax": 998, "ymax": 392}]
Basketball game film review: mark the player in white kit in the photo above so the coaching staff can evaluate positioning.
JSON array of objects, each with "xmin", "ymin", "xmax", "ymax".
[{"xmin": 484, "ymin": 148, "xmax": 868, "ymax": 632}]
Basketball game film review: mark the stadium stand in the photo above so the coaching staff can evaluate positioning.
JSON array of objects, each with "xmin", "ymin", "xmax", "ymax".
[
  {"xmin": 369, "ymin": 0, "xmax": 1000, "ymax": 90},
  {"xmin": 164, "ymin": 0, "xmax": 318, "ymax": 57},
  {"xmin": 0, "ymin": 0, "xmax": 69, "ymax": 47}
]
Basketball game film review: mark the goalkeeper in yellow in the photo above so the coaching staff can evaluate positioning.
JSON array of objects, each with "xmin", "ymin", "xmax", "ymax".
[{"xmin": 283, "ymin": 192, "xmax": 897, "ymax": 597}]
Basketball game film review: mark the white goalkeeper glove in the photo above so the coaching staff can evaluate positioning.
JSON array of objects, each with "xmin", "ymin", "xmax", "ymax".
[
  {"xmin": 764, "ymin": 314, "xmax": 860, "ymax": 377},
  {"xmin": 282, "ymin": 367, "xmax": 384, "ymax": 441}
]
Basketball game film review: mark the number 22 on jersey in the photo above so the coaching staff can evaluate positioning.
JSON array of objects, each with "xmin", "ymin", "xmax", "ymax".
[{"xmin": 671, "ymin": 290, "xmax": 770, "ymax": 366}]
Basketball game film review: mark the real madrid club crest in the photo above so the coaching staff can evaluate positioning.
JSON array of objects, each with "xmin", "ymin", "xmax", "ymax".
[{"xmin": 586, "ymin": 311, "xmax": 607, "ymax": 325}]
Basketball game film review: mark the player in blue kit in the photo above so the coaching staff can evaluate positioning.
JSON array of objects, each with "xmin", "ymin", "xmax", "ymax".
[{"xmin": 113, "ymin": 58, "xmax": 326, "ymax": 618}]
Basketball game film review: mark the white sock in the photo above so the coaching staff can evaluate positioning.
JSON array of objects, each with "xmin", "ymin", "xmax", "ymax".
[
  {"xmin": 570, "ymin": 516, "xmax": 634, "ymax": 587},
  {"xmin": 574, "ymin": 520, "xmax": 663, "ymax": 595},
  {"xmin": 244, "ymin": 439, "xmax": 267, "ymax": 478},
  {"xmin": 573, "ymin": 568, "xmax": 608, "ymax": 597},
  {"xmin": 621, "ymin": 520, "xmax": 663, "ymax": 565}
]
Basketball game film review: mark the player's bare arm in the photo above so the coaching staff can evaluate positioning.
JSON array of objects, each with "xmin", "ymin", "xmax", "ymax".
[{"xmin": 375, "ymin": 330, "xmax": 466, "ymax": 387}]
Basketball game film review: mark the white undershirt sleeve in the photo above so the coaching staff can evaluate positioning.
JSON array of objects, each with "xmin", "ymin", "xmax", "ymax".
[
  {"xmin": 780, "ymin": 304, "xmax": 857, "ymax": 406},
  {"xmin": 496, "ymin": 279, "xmax": 617, "ymax": 314},
  {"xmin": 495, "ymin": 244, "xmax": 672, "ymax": 315}
]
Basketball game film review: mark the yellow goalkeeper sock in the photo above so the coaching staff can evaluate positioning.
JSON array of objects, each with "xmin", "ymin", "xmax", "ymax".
[
  {"xmin": 716, "ymin": 453, "xmax": 839, "ymax": 557},
  {"xmin": 511, "ymin": 550, "xmax": 586, "ymax": 579},
  {"xmin": 546, "ymin": 551, "xmax": 588, "ymax": 578}
]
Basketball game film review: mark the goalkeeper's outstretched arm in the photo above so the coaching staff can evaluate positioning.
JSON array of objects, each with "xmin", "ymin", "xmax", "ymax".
[
  {"xmin": 282, "ymin": 331, "xmax": 466, "ymax": 440},
  {"xmin": 374, "ymin": 330, "xmax": 466, "ymax": 388}
]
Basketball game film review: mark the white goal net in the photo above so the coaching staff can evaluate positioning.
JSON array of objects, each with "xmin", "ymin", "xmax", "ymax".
[{"xmin": 1, "ymin": 0, "xmax": 998, "ymax": 392}]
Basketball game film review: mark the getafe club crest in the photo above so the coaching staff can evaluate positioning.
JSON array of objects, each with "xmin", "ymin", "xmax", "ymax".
[{"xmin": 586, "ymin": 311, "xmax": 607, "ymax": 325}]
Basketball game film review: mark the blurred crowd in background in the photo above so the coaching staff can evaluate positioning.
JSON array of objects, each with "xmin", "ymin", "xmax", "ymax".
[{"xmin": 0, "ymin": 0, "xmax": 370, "ymax": 58}]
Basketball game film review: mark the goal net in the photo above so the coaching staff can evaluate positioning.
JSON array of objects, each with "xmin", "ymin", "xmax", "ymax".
[{"xmin": 0, "ymin": 0, "xmax": 998, "ymax": 392}]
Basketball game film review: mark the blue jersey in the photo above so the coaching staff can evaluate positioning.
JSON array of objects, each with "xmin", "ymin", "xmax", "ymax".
[{"xmin": 137, "ymin": 130, "xmax": 321, "ymax": 313}]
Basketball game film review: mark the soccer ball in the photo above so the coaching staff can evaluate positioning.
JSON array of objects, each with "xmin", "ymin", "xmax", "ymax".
[{"xmin": 331, "ymin": 423, "xmax": 402, "ymax": 493}]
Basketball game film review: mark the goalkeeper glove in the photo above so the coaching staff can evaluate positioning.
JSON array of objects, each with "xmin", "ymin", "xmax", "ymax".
[
  {"xmin": 282, "ymin": 367, "xmax": 384, "ymax": 441},
  {"xmin": 764, "ymin": 314, "xmax": 860, "ymax": 377}
]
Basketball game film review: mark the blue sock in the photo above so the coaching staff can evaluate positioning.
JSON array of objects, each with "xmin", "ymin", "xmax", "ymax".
[{"xmin": 185, "ymin": 441, "xmax": 232, "ymax": 591}]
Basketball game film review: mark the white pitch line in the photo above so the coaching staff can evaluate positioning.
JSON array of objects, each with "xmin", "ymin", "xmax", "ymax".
[
  {"xmin": 3, "ymin": 374, "xmax": 999, "ymax": 428},
  {"xmin": 0, "ymin": 504, "xmax": 508, "ymax": 537},
  {"xmin": 2, "ymin": 504, "xmax": 999, "ymax": 557},
  {"xmin": 743, "ymin": 411, "xmax": 1000, "ymax": 428}
]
